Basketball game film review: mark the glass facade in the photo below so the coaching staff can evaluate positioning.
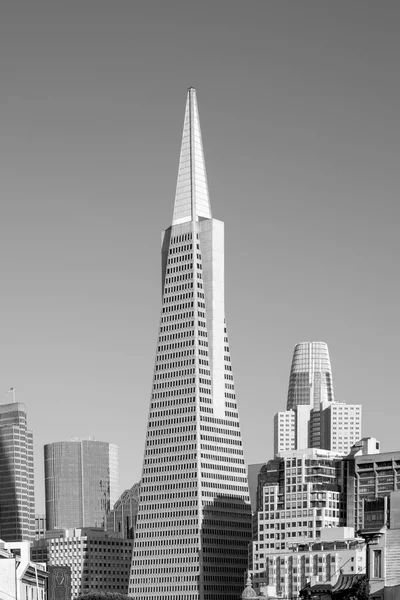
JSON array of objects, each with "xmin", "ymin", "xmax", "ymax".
[
  {"xmin": 45, "ymin": 440, "xmax": 119, "ymax": 530},
  {"xmin": 287, "ymin": 342, "xmax": 334, "ymax": 412},
  {"xmin": 129, "ymin": 88, "xmax": 252, "ymax": 600},
  {"xmin": 0, "ymin": 402, "xmax": 35, "ymax": 541}
]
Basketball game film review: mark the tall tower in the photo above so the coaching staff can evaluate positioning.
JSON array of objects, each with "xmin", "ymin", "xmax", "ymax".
[
  {"xmin": 44, "ymin": 439, "xmax": 119, "ymax": 530},
  {"xmin": 287, "ymin": 341, "xmax": 334, "ymax": 411},
  {"xmin": 129, "ymin": 88, "xmax": 252, "ymax": 600},
  {"xmin": 274, "ymin": 341, "xmax": 361, "ymax": 455},
  {"xmin": 0, "ymin": 402, "xmax": 35, "ymax": 541}
]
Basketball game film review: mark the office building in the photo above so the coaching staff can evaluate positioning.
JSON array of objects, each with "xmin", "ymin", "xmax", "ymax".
[
  {"xmin": 35, "ymin": 514, "xmax": 46, "ymax": 540},
  {"xmin": 273, "ymin": 410, "xmax": 296, "ymax": 455},
  {"xmin": 344, "ymin": 440, "xmax": 400, "ymax": 533},
  {"xmin": 45, "ymin": 439, "xmax": 119, "ymax": 530},
  {"xmin": 129, "ymin": 88, "xmax": 252, "ymax": 600},
  {"xmin": 274, "ymin": 342, "xmax": 362, "ymax": 455},
  {"xmin": 33, "ymin": 528, "xmax": 133, "ymax": 597},
  {"xmin": 0, "ymin": 402, "xmax": 35, "ymax": 541},
  {"xmin": 287, "ymin": 342, "xmax": 334, "ymax": 412},
  {"xmin": 248, "ymin": 464, "xmax": 266, "ymax": 514},
  {"xmin": 106, "ymin": 482, "xmax": 140, "ymax": 539},
  {"xmin": 320, "ymin": 401, "xmax": 362, "ymax": 454}
]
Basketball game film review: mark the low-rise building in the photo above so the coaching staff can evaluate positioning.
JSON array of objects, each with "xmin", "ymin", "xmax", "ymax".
[
  {"xmin": 358, "ymin": 490, "xmax": 400, "ymax": 600},
  {"xmin": 251, "ymin": 528, "xmax": 366, "ymax": 599},
  {"xmin": 0, "ymin": 539, "xmax": 47, "ymax": 600},
  {"xmin": 31, "ymin": 527, "xmax": 133, "ymax": 598}
]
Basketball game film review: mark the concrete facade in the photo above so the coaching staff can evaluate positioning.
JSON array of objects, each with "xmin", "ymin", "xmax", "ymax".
[
  {"xmin": 32, "ymin": 528, "xmax": 133, "ymax": 598},
  {"xmin": 251, "ymin": 528, "xmax": 366, "ymax": 599},
  {"xmin": 273, "ymin": 343, "xmax": 363, "ymax": 456},
  {"xmin": 129, "ymin": 87, "xmax": 252, "ymax": 600},
  {"xmin": 0, "ymin": 403, "xmax": 35, "ymax": 541},
  {"xmin": 0, "ymin": 539, "xmax": 47, "ymax": 600}
]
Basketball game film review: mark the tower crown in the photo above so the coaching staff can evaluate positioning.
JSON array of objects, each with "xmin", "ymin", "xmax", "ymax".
[{"xmin": 172, "ymin": 87, "xmax": 212, "ymax": 225}]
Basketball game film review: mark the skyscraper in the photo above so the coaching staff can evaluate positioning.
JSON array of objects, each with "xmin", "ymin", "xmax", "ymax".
[
  {"xmin": 44, "ymin": 439, "xmax": 119, "ymax": 530},
  {"xmin": 274, "ymin": 342, "xmax": 361, "ymax": 455},
  {"xmin": 129, "ymin": 88, "xmax": 252, "ymax": 600},
  {"xmin": 0, "ymin": 402, "xmax": 35, "ymax": 541}
]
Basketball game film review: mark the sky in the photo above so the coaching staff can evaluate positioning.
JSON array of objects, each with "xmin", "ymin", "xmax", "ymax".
[{"xmin": 0, "ymin": 1, "xmax": 399, "ymax": 512}]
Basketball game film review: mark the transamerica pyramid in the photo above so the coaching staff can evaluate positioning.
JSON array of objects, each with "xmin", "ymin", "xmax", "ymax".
[{"xmin": 129, "ymin": 88, "xmax": 252, "ymax": 600}]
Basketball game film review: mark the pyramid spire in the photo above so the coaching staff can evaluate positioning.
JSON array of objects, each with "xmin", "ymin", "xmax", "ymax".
[{"xmin": 172, "ymin": 87, "xmax": 212, "ymax": 225}]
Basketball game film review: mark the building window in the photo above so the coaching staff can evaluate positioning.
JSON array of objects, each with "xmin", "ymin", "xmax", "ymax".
[{"xmin": 373, "ymin": 550, "xmax": 382, "ymax": 578}]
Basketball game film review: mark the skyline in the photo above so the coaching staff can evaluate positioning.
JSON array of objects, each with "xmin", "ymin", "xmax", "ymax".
[{"xmin": 0, "ymin": 1, "xmax": 399, "ymax": 512}]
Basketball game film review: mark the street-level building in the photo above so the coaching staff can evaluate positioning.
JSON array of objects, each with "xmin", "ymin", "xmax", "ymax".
[
  {"xmin": 32, "ymin": 527, "xmax": 133, "ymax": 598},
  {"xmin": 0, "ymin": 539, "xmax": 47, "ymax": 600},
  {"xmin": 250, "ymin": 527, "xmax": 366, "ymax": 599}
]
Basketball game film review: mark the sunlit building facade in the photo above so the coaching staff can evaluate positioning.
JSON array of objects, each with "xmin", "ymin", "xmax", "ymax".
[
  {"xmin": 249, "ymin": 449, "xmax": 350, "ymax": 598},
  {"xmin": 0, "ymin": 402, "xmax": 35, "ymax": 541},
  {"xmin": 274, "ymin": 342, "xmax": 362, "ymax": 455},
  {"xmin": 128, "ymin": 88, "xmax": 252, "ymax": 600}
]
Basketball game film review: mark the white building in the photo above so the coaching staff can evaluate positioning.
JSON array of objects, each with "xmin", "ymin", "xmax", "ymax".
[
  {"xmin": 0, "ymin": 539, "xmax": 47, "ymax": 600},
  {"xmin": 250, "ymin": 528, "xmax": 366, "ymax": 599},
  {"xmin": 34, "ymin": 527, "xmax": 133, "ymax": 598},
  {"xmin": 273, "ymin": 342, "xmax": 362, "ymax": 456},
  {"xmin": 320, "ymin": 401, "xmax": 362, "ymax": 454},
  {"xmin": 128, "ymin": 87, "xmax": 252, "ymax": 599}
]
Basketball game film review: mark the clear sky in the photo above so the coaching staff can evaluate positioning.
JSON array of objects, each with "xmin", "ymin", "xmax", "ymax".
[{"xmin": 0, "ymin": 1, "xmax": 399, "ymax": 511}]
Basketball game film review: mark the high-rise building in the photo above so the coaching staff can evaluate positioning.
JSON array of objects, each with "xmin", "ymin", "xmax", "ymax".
[
  {"xmin": 0, "ymin": 402, "xmax": 35, "ymax": 541},
  {"xmin": 128, "ymin": 88, "xmax": 252, "ymax": 600},
  {"xmin": 274, "ymin": 342, "xmax": 362, "ymax": 455},
  {"xmin": 287, "ymin": 342, "xmax": 334, "ymax": 412},
  {"xmin": 320, "ymin": 401, "xmax": 362, "ymax": 454},
  {"xmin": 249, "ymin": 448, "xmax": 348, "ymax": 597},
  {"xmin": 44, "ymin": 439, "xmax": 119, "ymax": 530},
  {"xmin": 35, "ymin": 514, "xmax": 46, "ymax": 540},
  {"xmin": 106, "ymin": 482, "xmax": 139, "ymax": 539}
]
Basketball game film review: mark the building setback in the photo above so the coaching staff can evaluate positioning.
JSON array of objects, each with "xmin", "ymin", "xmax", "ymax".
[
  {"xmin": 128, "ymin": 88, "xmax": 252, "ymax": 600},
  {"xmin": 0, "ymin": 402, "xmax": 35, "ymax": 541},
  {"xmin": 44, "ymin": 439, "xmax": 119, "ymax": 530}
]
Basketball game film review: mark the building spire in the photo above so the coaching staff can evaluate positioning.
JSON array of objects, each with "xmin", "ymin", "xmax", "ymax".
[{"xmin": 172, "ymin": 87, "xmax": 212, "ymax": 225}]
